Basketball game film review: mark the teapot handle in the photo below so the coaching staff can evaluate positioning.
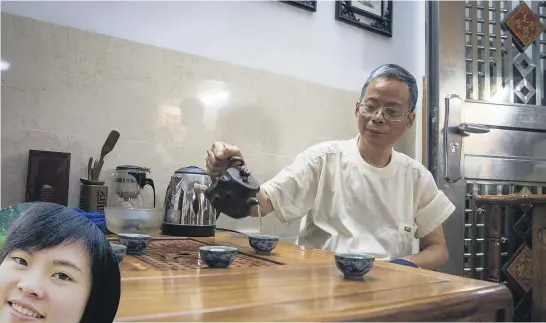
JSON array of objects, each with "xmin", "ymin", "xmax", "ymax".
[
  {"xmin": 144, "ymin": 178, "xmax": 156, "ymax": 207},
  {"xmin": 227, "ymin": 156, "xmax": 245, "ymax": 168}
]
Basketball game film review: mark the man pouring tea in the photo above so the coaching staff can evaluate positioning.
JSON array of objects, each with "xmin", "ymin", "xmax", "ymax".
[{"xmin": 206, "ymin": 64, "xmax": 455, "ymax": 270}]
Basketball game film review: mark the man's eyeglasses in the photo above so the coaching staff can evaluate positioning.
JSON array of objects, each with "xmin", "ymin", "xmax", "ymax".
[{"xmin": 357, "ymin": 102, "xmax": 411, "ymax": 122}]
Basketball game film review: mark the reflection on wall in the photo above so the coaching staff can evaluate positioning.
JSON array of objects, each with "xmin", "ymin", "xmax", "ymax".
[
  {"xmin": 215, "ymin": 104, "xmax": 280, "ymax": 155},
  {"xmin": 155, "ymin": 97, "xmax": 211, "ymax": 168},
  {"xmin": 1, "ymin": 13, "xmax": 415, "ymax": 240}
]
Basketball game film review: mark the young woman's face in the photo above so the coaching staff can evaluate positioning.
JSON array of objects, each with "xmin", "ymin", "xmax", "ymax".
[{"xmin": 0, "ymin": 242, "xmax": 92, "ymax": 323}]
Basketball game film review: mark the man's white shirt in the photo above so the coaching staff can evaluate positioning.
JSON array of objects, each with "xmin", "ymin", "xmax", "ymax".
[{"xmin": 262, "ymin": 135, "xmax": 455, "ymax": 260}]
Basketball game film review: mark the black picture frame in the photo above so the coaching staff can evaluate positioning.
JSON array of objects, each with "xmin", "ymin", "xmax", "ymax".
[
  {"xmin": 348, "ymin": 0, "xmax": 384, "ymax": 20},
  {"xmin": 26, "ymin": 150, "xmax": 71, "ymax": 206},
  {"xmin": 281, "ymin": 1, "xmax": 317, "ymax": 12},
  {"xmin": 335, "ymin": 1, "xmax": 393, "ymax": 37}
]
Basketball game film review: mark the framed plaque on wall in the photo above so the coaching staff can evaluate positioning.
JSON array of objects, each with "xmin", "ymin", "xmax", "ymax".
[
  {"xmin": 335, "ymin": 1, "xmax": 393, "ymax": 37},
  {"xmin": 281, "ymin": 1, "xmax": 317, "ymax": 12},
  {"xmin": 26, "ymin": 150, "xmax": 71, "ymax": 206}
]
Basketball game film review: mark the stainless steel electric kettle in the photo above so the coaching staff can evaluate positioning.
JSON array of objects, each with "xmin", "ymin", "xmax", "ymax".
[
  {"xmin": 162, "ymin": 166, "xmax": 217, "ymax": 237},
  {"xmin": 162, "ymin": 158, "xmax": 261, "ymax": 237}
]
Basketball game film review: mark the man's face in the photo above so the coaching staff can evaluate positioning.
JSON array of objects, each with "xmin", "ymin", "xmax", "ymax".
[{"xmin": 355, "ymin": 77, "xmax": 415, "ymax": 149}]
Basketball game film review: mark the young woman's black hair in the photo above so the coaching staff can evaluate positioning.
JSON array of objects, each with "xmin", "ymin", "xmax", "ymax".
[{"xmin": 0, "ymin": 202, "xmax": 121, "ymax": 323}]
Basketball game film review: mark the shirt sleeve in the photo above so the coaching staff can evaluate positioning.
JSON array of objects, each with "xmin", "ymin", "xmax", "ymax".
[
  {"xmin": 261, "ymin": 148, "xmax": 322, "ymax": 225},
  {"xmin": 414, "ymin": 170, "xmax": 456, "ymax": 239}
]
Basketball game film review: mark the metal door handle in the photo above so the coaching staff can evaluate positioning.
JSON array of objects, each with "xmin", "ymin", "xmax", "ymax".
[
  {"xmin": 443, "ymin": 95, "xmax": 489, "ymax": 183},
  {"xmin": 449, "ymin": 123, "xmax": 490, "ymax": 136}
]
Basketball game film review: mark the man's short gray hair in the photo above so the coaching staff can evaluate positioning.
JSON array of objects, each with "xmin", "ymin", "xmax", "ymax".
[{"xmin": 359, "ymin": 64, "xmax": 418, "ymax": 112}]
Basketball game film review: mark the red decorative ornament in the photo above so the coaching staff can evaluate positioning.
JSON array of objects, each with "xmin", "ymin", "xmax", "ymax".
[{"xmin": 501, "ymin": 1, "xmax": 545, "ymax": 52}]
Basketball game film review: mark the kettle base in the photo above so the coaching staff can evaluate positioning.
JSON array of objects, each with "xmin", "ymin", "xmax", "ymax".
[{"xmin": 161, "ymin": 223, "xmax": 216, "ymax": 237}]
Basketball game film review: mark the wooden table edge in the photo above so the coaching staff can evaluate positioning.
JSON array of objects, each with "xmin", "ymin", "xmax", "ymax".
[{"xmin": 277, "ymin": 284, "xmax": 514, "ymax": 322}]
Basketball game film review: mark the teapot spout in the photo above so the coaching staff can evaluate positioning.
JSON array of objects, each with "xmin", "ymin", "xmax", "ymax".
[{"xmin": 246, "ymin": 197, "xmax": 259, "ymax": 207}]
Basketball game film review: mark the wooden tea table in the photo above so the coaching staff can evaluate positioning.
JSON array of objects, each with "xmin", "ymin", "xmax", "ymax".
[{"xmin": 112, "ymin": 232, "xmax": 513, "ymax": 322}]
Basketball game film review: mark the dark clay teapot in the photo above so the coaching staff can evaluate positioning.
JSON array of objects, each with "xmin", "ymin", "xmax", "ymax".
[{"xmin": 205, "ymin": 156, "xmax": 261, "ymax": 219}]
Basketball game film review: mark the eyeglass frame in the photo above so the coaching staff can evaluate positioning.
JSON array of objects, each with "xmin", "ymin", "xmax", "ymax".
[{"xmin": 356, "ymin": 101, "xmax": 413, "ymax": 122}]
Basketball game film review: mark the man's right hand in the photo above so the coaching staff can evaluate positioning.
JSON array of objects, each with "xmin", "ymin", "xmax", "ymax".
[
  {"xmin": 206, "ymin": 141, "xmax": 244, "ymax": 176},
  {"xmin": 206, "ymin": 141, "xmax": 275, "ymax": 217}
]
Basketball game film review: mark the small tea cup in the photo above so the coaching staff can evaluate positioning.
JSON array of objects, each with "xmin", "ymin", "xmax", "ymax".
[
  {"xmin": 110, "ymin": 243, "xmax": 127, "ymax": 263},
  {"xmin": 117, "ymin": 233, "xmax": 151, "ymax": 253},
  {"xmin": 335, "ymin": 252, "xmax": 375, "ymax": 280},
  {"xmin": 199, "ymin": 246, "xmax": 238, "ymax": 268},
  {"xmin": 248, "ymin": 235, "xmax": 279, "ymax": 255}
]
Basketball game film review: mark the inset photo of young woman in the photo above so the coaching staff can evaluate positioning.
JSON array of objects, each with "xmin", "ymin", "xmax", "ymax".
[{"xmin": 0, "ymin": 202, "xmax": 121, "ymax": 323}]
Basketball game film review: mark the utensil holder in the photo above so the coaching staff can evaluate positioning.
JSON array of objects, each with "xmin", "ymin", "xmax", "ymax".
[{"xmin": 79, "ymin": 184, "xmax": 108, "ymax": 213}]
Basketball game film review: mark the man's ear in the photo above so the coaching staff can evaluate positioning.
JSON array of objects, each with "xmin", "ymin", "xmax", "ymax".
[
  {"xmin": 354, "ymin": 101, "xmax": 360, "ymax": 118},
  {"xmin": 406, "ymin": 112, "xmax": 416, "ymax": 130}
]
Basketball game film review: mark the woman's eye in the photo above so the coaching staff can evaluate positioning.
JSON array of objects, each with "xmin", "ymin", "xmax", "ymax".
[
  {"xmin": 12, "ymin": 257, "xmax": 28, "ymax": 266},
  {"xmin": 53, "ymin": 273, "xmax": 73, "ymax": 281}
]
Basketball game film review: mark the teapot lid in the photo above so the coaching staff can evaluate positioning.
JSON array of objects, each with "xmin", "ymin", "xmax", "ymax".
[
  {"xmin": 175, "ymin": 166, "xmax": 207, "ymax": 175},
  {"xmin": 116, "ymin": 165, "xmax": 150, "ymax": 173}
]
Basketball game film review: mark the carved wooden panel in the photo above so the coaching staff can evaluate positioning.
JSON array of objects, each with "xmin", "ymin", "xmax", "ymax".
[
  {"xmin": 486, "ymin": 205, "xmax": 503, "ymax": 282},
  {"xmin": 532, "ymin": 209, "xmax": 546, "ymax": 321},
  {"xmin": 476, "ymin": 194, "xmax": 546, "ymax": 322},
  {"xmin": 504, "ymin": 244, "xmax": 533, "ymax": 293}
]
